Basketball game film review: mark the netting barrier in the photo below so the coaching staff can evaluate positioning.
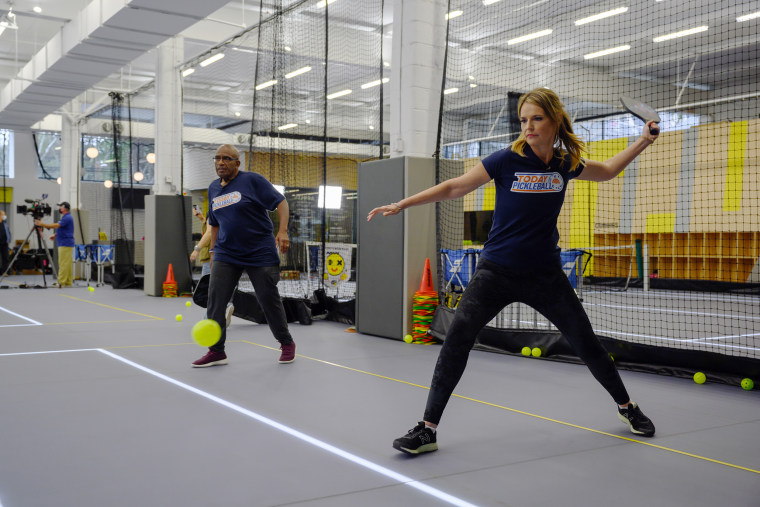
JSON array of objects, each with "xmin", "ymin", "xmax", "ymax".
[{"xmin": 434, "ymin": 0, "xmax": 760, "ymax": 382}]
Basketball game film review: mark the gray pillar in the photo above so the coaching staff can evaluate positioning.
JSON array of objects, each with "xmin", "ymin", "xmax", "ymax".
[
  {"xmin": 356, "ymin": 157, "xmax": 437, "ymax": 339},
  {"xmin": 144, "ymin": 194, "xmax": 192, "ymax": 296}
]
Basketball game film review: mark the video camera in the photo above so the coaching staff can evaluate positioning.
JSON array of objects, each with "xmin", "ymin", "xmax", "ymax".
[{"xmin": 17, "ymin": 194, "xmax": 52, "ymax": 220}]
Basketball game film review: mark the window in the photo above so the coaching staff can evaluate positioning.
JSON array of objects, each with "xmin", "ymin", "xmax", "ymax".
[
  {"xmin": 35, "ymin": 131, "xmax": 61, "ymax": 180},
  {"xmin": 0, "ymin": 129, "xmax": 13, "ymax": 178},
  {"xmin": 81, "ymin": 134, "xmax": 155, "ymax": 185}
]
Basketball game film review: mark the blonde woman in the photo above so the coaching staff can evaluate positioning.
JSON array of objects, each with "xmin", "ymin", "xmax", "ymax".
[{"xmin": 368, "ymin": 88, "xmax": 660, "ymax": 454}]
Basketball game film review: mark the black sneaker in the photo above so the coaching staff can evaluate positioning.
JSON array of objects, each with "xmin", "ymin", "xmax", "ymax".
[
  {"xmin": 393, "ymin": 421, "xmax": 438, "ymax": 455},
  {"xmin": 618, "ymin": 402, "xmax": 655, "ymax": 437}
]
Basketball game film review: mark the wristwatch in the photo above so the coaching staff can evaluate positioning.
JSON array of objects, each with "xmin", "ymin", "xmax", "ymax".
[{"xmin": 193, "ymin": 245, "xmax": 200, "ymax": 251}]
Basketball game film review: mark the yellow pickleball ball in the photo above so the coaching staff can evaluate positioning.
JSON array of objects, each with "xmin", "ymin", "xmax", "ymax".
[
  {"xmin": 88, "ymin": 286, "xmax": 95, "ymax": 292},
  {"xmin": 693, "ymin": 372, "xmax": 706, "ymax": 384},
  {"xmin": 175, "ymin": 314, "xmax": 183, "ymax": 322},
  {"xmin": 521, "ymin": 346, "xmax": 531, "ymax": 356},
  {"xmin": 531, "ymin": 347, "xmax": 542, "ymax": 358},
  {"xmin": 404, "ymin": 334, "xmax": 413, "ymax": 343},
  {"xmin": 192, "ymin": 319, "xmax": 222, "ymax": 347},
  {"xmin": 741, "ymin": 378, "xmax": 753, "ymax": 390},
  {"xmin": 185, "ymin": 301, "xmax": 192, "ymax": 307}
]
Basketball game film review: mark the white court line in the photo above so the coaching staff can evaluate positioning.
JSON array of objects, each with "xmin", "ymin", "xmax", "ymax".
[
  {"xmin": 585, "ymin": 288, "xmax": 760, "ymax": 304},
  {"xmin": 585, "ymin": 302, "xmax": 760, "ymax": 320},
  {"xmin": 594, "ymin": 329, "xmax": 760, "ymax": 352},
  {"xmin": 0, "ymin": 306, "xmax": 43, "ymax": 326},
  {"xmin": 97, "ymin": 349, "xmax": 479, "ymax": 507},
  {"xmin": 0, "ymin": 349, "xmax": 95, "ymax": 357}
]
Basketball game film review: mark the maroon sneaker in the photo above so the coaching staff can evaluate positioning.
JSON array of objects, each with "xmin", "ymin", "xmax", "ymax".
[
  {"xmin": 278, "ymin": 342, "xmax": 296, "ymax": 364},
  {"xmin": 192, "ymin": 349, "xmax": 228, "ymax": 368}
]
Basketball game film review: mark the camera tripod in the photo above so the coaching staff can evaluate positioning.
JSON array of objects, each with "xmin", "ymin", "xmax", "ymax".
[{"xmin": 0, "ymin": 223, "xmax": 58, "ymax": 287}]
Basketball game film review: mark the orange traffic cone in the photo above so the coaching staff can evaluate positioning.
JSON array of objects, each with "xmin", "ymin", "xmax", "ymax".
[
  {"xmin": 418, "ymin": 258, "xmax": 435, "ymax": 293},
  {"xmin": 162, "ymin": 263, "xmax": 178, "ymax": 297},
  {"xmin": 164, "ymin": 263, "xmax": 176, "ymax": 285}
]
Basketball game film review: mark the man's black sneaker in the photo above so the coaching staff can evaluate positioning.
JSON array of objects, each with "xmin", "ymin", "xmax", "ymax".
[
  {"xmin": 618, "ymin": 402, "xmax": 655, "ymax": 437},
  {"xmin": 393, "ymin": 421, "xmax": 438, "ymax": 455}
]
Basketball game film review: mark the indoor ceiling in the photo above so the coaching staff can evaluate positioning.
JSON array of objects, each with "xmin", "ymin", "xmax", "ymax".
[{"xmin": 0, "ymin": 0, "xmax": 757, "ymax": 136}]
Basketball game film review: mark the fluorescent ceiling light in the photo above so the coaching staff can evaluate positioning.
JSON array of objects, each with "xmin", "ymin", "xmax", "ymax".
[
  {"xmin": 446, "ymin": 10, "xmax": 463, "ymax": 20},
  {"xmin": 33, "ymin": 6, "xmax": 42, "ymax": 13},
  {"xmin": 470, "ymin": 83, "xmax": 478, "ymax": 88},
  {"xmin": 508, "ymin": 29, "xmax": 552, "ymax": 45},
  {"xmin": 285, "ymin": 66, "xmax": 312, "ymax": 79},
  {"xmin": 575, "ymin": 7, "xmax": 628, "ymax": 26},
  {"xmin": 327, "ymin": 89, "xmax": 352, "ymax": 99},
  {"xmin": 584, "ymin": 45, "xmax": 631, "ymax": 59},
  {"xmin": 278, "ymin": 123, "xmax": 298, "ymax": 130},
  {"xmin": 234, "ymin": 112, "xmax": 241, "ymax": 117},
  {"xmin": 443, "ymin": 88, "xmax": 459, "ymax": 95},
  {"xmin": 231, "ymin": 47, "xmax": 256, "ymax": 54},
  {"xmin": 383, "ymin": 61, "xmax": 390, "ymax": 67},
  {"xmin": 181, "ymin": 68, "xmax": 195, "ymax": 77},
  {"xmin": 360, "ymin": 78, "xmax": 389, "ymax": 89},
  {"xmin": 284, "ymin": 46, "xmax": 292, "ymax": 52},
  {"xmin": 200, "ymin": 53, "xmax": 224, "ymax": 67},
  {"xmin": 483, "ymin": 0, "xmax": 501, "ymax": 5},
  {"xmin": 255, "ymin": 80, "xmax": 278, "ymax": 90},
  {"xmin": 737, "ymin": 11, "xmax": 760, "ymax": 22},
  {"xmin": 653, "ymin": 26, "xmax": 708, "ymax": 42},
  {"xmin": 317, "ymin": 0, "xmax": 337, "ymax": 7}
]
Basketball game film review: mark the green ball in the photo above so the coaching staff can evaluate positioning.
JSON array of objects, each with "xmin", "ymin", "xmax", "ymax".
[
  {"xmin": 531, "ymin": 347, "xmax": 542, "ymax": 358},
  {"xmin": 693, "ymin": 372, "xmax": 706, "ymax": 384},
  {"xmin": 88, "ymin": 286, "xmax": 95, "ymax": 292},
  {"xmin": 741, "ymin": 378, "xmax": 754, "ymax": 391},
  {"xmin": 404, "ymin": 334, "xmax": 413, "ymax": 343},
  {"xmin": 175, "ymin": 314, "xmax": 183, "ymax": 322},
  {"xmin": 185, "ymin": 301, "xmax": 192, "ymax": 307},
  {"xmin": 192, "ymin": 319, "xmax": 222, "ymax": 347},
  {"xmin": 521, "ymin": 346, "xmax": 531, "ymax": 356}
]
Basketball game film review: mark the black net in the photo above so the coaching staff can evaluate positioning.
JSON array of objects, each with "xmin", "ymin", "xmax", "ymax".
[
  {"xmin": 181, "ymin": 0, "xmax": 385, "ymax": 305},
  {"xmin": 435, "ymin": 1, "xmax": 760, "ymax": 378}
]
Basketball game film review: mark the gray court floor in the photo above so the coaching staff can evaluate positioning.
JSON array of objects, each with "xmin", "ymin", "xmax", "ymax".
[{"xmin": 1, "ymin": 276, "xmax": 759, "ymax": 507}]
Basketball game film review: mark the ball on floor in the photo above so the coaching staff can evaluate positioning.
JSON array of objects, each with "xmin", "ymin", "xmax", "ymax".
[
  {"xmin": 531, "ymin": 347, "xmax": 542, "ymax": 358},
  {"xmin": 185, "ymin": 301, "xmax": 192, "ymax": 307},
  {"xmin": 404, "ymin": 334, "xmax": 413, "ymax": 343},
  {"xmin": 88, "ymin": 286, "xmax": 95, "ymax": 292},
  {"xmin": 192, "ymin": 319, "xmax": 221, "ymax": 347},
  {"xmin": 741, "ymin": 378, "xmax": 754, "ymax": 391},
  {"xmin": 175, "ymin": 314, "xmax": 183, "ymax": 322},
  {"xmin": 693, "ymin": 372, "xmax": 706, "ymax": 384},
  {"xmin": 521, "ymin": 346, "xmax": 531, "ymax": 356}
]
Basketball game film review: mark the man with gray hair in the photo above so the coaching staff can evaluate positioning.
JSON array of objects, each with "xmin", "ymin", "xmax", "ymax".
[{"xmin": 192, "ymin": 144, "xmax": 296, "ymax": 367}]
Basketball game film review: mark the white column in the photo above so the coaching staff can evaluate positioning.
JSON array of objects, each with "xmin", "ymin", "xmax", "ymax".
[
  {"xmin": 154, "ymin": 36, "xmax": 183, "ymax": 195},
  {"xmin": 389, "ymin": 0, "xmax": 447, "ymax": 158},
  {"xmin": 59, "ymin": 99, "xmax": 80, "ymax": 208}
]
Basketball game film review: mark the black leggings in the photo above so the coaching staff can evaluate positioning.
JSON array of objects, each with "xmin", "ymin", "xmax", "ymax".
[{"xmin": 423, "ymin": 258, "xmax": 630, "ymax": 424}]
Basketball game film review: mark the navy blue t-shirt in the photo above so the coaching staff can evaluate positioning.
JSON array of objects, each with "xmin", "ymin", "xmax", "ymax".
[
  {"xmin": 480, "ymin": 145, "xmax": 585, "ymax": 268},
  {"xmin": 207, "ymin": 171, "xmax": 284, "ymax": 266},
  {"xmin": 57, "ymin": 213, "xmax": 75, "ymax": 247}
]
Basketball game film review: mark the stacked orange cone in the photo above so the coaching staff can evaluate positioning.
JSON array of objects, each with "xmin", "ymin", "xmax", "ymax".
[
  {"xmin": 162, "ymin": 263, "xmax": 178, "ymax": 297},
  {"xmin": 411, "ymin": 258, "xmax": 438, "ymax": 344}
]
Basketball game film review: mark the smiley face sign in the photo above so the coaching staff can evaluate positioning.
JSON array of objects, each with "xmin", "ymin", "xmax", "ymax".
[{"xmin": 326, "ymin": 253, "xmax": 345, "ymax": 276}]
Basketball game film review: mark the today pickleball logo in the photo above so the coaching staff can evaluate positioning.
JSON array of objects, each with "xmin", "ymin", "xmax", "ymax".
[{"xmin": 511, "ymin": 172, "xmax": 564, "ymax": 193}]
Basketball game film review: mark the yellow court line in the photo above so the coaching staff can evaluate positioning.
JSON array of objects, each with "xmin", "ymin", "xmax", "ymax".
[
  {"xmin": 241, "ymin": 340, "xmax": 760, "ymax": 476},
  {"xmin": 60, "ymin": 294, "xmax": 164, "ymax": 320},
  {"xmin": 45, "ymin": 319, "xmax": 162, "ymax": 325}
]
